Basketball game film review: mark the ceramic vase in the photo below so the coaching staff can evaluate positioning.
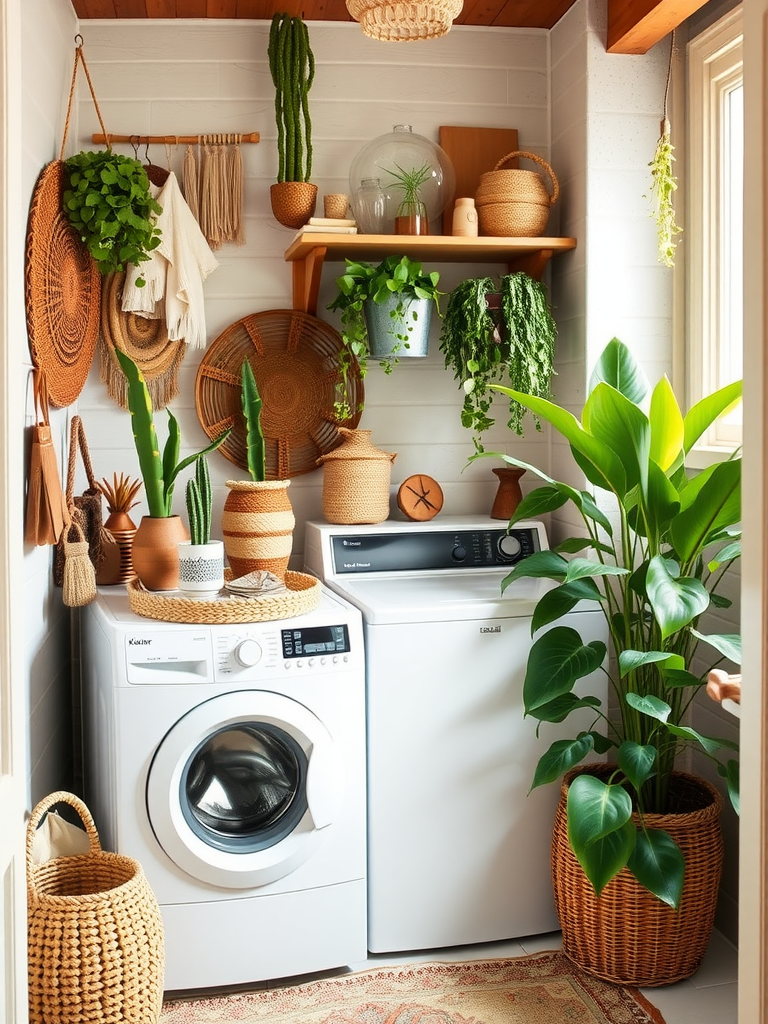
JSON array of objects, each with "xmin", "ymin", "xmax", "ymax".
[
  {"xmin": 131, "ymin": 514, "xmax": 189, "ymax": 591},
  {"xmin": 221, "ymin": 480, "xmax": 295, "ymax": 580},
  {"xmin": 490, "ymin": 467, "xmax": 526, "ymax": 520},
  {"xmin": 177, "ymin": 540, "xmax": 225, "ymax": 597}
]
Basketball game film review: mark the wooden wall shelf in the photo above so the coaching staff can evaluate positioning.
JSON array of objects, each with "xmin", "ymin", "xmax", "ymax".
[{"xmin": 283, "ymin": 233, "xmax": 577, "ymax": 315}]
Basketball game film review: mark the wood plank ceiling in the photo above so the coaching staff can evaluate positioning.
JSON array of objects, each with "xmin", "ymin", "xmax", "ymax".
[{"xmin": 69, "ymin": 0, "xmax": 710, "ymax": 54}]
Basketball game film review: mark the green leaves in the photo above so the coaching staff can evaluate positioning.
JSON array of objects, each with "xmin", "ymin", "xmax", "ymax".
[
  {"xmin": 523, "ymin": 626, "xmax": 607, "ymax": 716},
  {"xmin": 645, "ymin": 555, "xmax": 710, "ymax": 639},
  {"xmin": 241, "ymin": 361, "xmax": 266, "ymax": 483},
  {"xmin": 64, "ymin": 151, "xmax": 162, "ymax": 278}
]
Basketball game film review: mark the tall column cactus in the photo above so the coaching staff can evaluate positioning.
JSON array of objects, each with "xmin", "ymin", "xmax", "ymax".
[
  {"xmin": 186, "ymin": 457, "xmax": 212, "ymax": 545},
  {"xmin": 268, "ymin": 13, "xmax": 315, "ymax": 183}
]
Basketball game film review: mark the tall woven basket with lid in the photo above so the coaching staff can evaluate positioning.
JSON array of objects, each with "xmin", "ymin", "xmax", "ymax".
[
  {"xmin": 27, "ymin": 791, "xmax": 165, "ymax": 1024},
  {"xmin": 317, "ymin": 428, "xmax": 396, "ymax": 525},
  {"xmin": 551, "ymin": 766, "xmax": 724, "ymax": 987}
]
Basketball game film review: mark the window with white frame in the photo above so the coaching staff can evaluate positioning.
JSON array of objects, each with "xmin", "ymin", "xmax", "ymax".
[{"xmin": 686, "ymin": 7, "xmax": 743, "ymax": 454}]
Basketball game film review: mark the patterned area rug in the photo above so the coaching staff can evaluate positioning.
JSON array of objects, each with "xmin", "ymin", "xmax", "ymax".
[{"xmin": 161, "ymin": 952, "xmax": 666, "ymax": 1023}]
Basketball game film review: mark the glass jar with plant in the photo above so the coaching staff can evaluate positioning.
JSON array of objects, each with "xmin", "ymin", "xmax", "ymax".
[
  {"xmin": 386, "ymin": 161, "xmax": 432, "ymax": 235},
  {"xmin": 474, "ymin": 337, "xmax": 741, "ymax": 986},
  {"xmin": 439, "ymin": 272, "xmax": 557, "ymax": 450},
  {"xmin": 327, "ymin": 254, "xmax": 442, "ymax": 418}
]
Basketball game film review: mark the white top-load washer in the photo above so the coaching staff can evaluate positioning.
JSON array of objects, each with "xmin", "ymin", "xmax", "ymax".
[
  {"xmin": 80, "ymin": 585, "xmax": 367, "ymax": 992},
  {"xmin": 305, "ymin": 516, "xmax": 608, "ymax": 954}
]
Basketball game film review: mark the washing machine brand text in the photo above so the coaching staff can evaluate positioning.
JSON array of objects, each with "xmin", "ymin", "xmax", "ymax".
[
  {"xmin": 128, "ymin": 638, "xmax": 153, "ymax": 645},
  {"xmin": 480, "ymin": 625, "xmax": 502, "ymax": 633}
]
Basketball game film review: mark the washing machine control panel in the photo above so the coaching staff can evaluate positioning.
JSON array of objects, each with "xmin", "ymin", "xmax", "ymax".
[{"xmin": 330, "ymin": 525, "xmax": 543, "ymax": 574}]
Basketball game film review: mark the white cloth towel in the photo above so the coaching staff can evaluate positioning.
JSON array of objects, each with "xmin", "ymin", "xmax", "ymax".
[{"xmin": 121, "ymin": 171, "xmax": 219, "ymax": 349}]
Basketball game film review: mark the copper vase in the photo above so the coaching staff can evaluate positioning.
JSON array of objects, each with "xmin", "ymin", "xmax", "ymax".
[{"xmin": 490, "ymin": 467, "xmax": 526, "ymax": 520}]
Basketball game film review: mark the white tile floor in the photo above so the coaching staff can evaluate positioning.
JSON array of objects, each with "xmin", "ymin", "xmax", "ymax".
[{"xmin": 341, "ymin": 929, "xmax": 739, "ymax": 1024}]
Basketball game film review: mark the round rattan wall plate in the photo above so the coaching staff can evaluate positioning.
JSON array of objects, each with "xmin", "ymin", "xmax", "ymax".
[
  {"xmin": 195, "ymin": 309, "xmax": 364, "ymax": 479},
  {"xmin": 25, "ymin": 161, "xmax": 101, "ymax": 407}
]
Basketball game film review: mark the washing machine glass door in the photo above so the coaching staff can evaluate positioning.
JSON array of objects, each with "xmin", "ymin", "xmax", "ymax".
[{"xmin": 147, "ymin": 690, "xmax": 341, "ymax": 889}]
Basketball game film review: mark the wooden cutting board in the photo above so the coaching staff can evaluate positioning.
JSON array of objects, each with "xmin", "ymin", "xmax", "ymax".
[{"xmin": 439, "ymin": 126, "xmax": 519, "ymax": 234}]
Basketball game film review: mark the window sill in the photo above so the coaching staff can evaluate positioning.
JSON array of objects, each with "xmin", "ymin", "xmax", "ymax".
[{"xmin": 687, "ymin": 444, "xmax": 742, "ymax": 471}]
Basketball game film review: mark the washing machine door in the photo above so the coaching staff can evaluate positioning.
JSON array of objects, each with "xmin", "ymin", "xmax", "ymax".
[{"xmin": 146, "ymin": 690, "xmax": 342, "ymax": 888}]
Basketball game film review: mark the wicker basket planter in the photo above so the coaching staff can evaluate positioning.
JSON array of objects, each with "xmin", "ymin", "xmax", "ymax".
[
  {"xmin": 270, "ymin": 181, "xmax": 317, "ymax": 230},
  {"xmin": 221, "ymin": 479, "xmax": 295, "ymax": 579},
  {"xmin": 552, "ymin": 765, "xmax": 724, "ymax": 987},
  {"xmin": 27, "ymin": 791, "xmax": 164, "ymax": 1024}
]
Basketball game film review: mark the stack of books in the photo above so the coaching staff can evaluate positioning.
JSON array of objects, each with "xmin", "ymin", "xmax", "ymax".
[{"xmin": 293, "ymin": 217, "xmax": 358, "ymax": 240}]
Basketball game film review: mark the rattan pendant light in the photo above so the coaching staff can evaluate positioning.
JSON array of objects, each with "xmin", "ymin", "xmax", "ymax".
[{"xmin": 346, "ymin": 0, "xmax": 463, "ymax": 41}]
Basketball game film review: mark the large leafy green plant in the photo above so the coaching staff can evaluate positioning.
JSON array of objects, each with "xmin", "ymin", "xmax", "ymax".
[{"xmin": 476, "ymin": 338, "xmax": 741, "ymax": 910}]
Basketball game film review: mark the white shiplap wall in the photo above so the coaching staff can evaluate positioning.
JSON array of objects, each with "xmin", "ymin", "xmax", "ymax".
[{"xmin": 72, "ymin": 21, "xmax": 556, "ymax": 568}]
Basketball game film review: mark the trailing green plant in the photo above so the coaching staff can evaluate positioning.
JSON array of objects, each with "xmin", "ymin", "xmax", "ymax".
[
  {"xmin": 63, "ymin": 150, "xmax": 162, "ymax": 283},
  {"xmin": 115, "ymin": 349, "xmax": 231, "ymax": 518},
  {"xmin": 647, "ymin": 35, "xmax": 681, "ymax": 267},
  {"xmin": 268, "ymin": 13, "xmax": 315, "ymax": 183},
  {"xmin": 439, "ymin": 272, "xmax": 557, "ymax": 449},
  {"xmin": 185, "ymin": 457, "xmax": 213, "ymax": 546},
  {"xmin": 386, "ymin": 161, "xmax": 432, "ymax": 217},
  {"xmin": 473, "ymin": 337, "xmax": 741, "ymax": 909},
  {"xmin": 241, "ymin": 360, "xmax": 266, "ymax": 482},
  {"xmin": 328, "ymin": 254, "xmax": 442, "ymax": 417}
]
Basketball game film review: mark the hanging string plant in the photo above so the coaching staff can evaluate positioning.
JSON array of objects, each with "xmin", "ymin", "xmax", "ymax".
[
  {"xmin": 268, "ymin": 13, "xmax": 317, "ymax": 228},
  {"xmin": 648, "ymin": 32, "xmax": 682, "ymax": 267},
  {"xmin": 439, "ymin": 272, "xmax": 557, "ymax": 450}
]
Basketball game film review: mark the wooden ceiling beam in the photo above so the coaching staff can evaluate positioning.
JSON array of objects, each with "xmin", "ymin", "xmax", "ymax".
[{"xmin": 607, "ymin": 0, "xmax": 710, "ymax": 54}]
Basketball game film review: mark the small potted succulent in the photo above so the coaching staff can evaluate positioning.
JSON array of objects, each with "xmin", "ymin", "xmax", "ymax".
[
  {"xmin": 114, "ymin": 348, "xmax": 231, "ymax": 590},
  {"xmin": 327, "ymin": 254, "xmax": 442, "ymax": 418},
  {"xmin": 178, "ymin": 457, "xmax": 225, "ymax": 597}
]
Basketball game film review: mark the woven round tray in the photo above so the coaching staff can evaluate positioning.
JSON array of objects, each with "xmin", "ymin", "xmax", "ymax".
[
  {"xmin": 195, "ymin": 309, "xmax": 364, "ymax": 479},
  {"xmin": 127, "ymin": 569, "xmax": 322, "ymax": 624},
  {"xmin": 25, "ymin": 161, "xmax": 101, "ymax": 408}
]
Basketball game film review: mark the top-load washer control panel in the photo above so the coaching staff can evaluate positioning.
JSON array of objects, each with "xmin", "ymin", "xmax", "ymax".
[{"xmin": 327, "ymin": 523, "xmax": 544, "ymax": 576}]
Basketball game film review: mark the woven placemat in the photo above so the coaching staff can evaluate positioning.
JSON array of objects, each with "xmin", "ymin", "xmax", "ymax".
[
  {"xmin": 127, "ymin": 570, "xmax": 321, "ymax": 624},
  {"xmin": 195, "ymin": 309, "xmax": 363, "ymax": 479},
  {"xmin": 25, "ymin": 161, "xmax": 101, "ymax": 408}
]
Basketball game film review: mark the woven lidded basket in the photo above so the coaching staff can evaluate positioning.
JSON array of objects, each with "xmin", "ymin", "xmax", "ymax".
[
  {"xmin": 552, "ymin": 766, "xmax": 723, "ymax": 987},
  {"xmin": 475, "ymin": 151, "xmax": 559, "ymax": 237},
  {"xmin": 27, "ymin": 791, "xmax": 165, "ymax": 1024},
  {"xmin": 318, "ymin": 428, "xmax": 396, "ymax": 525}
]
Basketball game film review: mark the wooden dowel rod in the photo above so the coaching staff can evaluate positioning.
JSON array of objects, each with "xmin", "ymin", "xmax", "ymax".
[{"xmin": 90, "ymin": 131, "xmax": 260, "ymax": 145}]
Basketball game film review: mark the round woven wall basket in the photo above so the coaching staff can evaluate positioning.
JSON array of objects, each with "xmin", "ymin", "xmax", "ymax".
[
  {"xmin": 195, "ymin": 309, "xmax": 364, "ymax": 479},
  {"xmin": 25, "ymin": 161, "xmax": 101, "ymax": 407},
  {"xmin": 552, "ymin": 765, "xmax": 724, "ymax": 988}
]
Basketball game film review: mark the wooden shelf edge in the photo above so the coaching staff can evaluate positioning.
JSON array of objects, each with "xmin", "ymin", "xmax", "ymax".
[{"xmin": 284, "ymin": 233, "xmax": 577, "ymax": 314}]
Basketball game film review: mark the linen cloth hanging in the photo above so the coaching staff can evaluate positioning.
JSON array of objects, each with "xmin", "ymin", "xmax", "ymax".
[{"xmin": 121, "ymin": 171, "xmax": 218, "ymax": 350}]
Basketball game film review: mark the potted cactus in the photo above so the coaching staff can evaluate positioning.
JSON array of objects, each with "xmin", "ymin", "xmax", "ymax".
[
  {"xmin": 178, "ymin": 457, "xmax": 225, "ymax": 597},
  {"xmin": 267, "ymin": 12, "xmax": 317, "ymax": 229},
  {"xmin": 221, "ymin": 360, "xmax": 295, "ymax": 580},
  {"xmin": 114, "ymin": 348, "xmax": 231, "ymax": 590}
]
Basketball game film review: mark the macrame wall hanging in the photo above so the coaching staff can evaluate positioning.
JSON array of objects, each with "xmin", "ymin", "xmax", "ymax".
[{"xmin": 184, "ymin": 134, "xmax": 245, "ymax": 250}]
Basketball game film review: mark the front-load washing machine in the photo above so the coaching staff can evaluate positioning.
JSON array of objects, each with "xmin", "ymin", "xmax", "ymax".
[
  {"xmin": 305, "ymin": 516, "xmax": 609, "ymax": 954},
  {"xmin": 80, "ymin": 586, "xmax": 366, "ymax": 992}
]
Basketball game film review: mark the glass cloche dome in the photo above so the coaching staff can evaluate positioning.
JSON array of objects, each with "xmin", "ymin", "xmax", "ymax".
[{"xmin": 349, "ymin": 125, "xmax": 456, "ymax": 235}]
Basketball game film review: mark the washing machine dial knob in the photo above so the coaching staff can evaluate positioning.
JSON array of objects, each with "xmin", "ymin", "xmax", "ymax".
[
  {"xmin": 234, "ymin": 639, "xmax": 262, "ymax": 667},
  {"xmin": 498, "ymin": 534, "xmax": 522, "ymax": 560}
]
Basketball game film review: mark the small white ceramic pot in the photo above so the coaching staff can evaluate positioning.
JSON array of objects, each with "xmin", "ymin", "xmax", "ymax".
[{"xmin": 177, "ymin": 540, "xmax": 225, "ymax": 597}]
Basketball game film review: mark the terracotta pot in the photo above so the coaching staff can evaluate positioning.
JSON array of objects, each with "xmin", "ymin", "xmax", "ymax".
[
  {"xmin": 97, "ymin": 510, "xmax": 138, "ymax": 585},
  {"xmin": 552, "ymin": 765, "xmax": 724, "ymax": 987},
  {"xmin": 490, "ymin": 467, "xmax": 526, "ymax": 520},
  {"xmin": 221, "ymin": 480, "xmax": 295, "ymax": 579},
  {"xmin": 131, "ymin": 515, "xmax": 189, "ymax": 591},
  {"xmin": 270, "ymin": 182, "xmax": 318, "ymax": 230}
]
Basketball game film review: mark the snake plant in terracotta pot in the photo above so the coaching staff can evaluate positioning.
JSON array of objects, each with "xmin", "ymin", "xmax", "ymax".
[
  {"xmin": 474, "ymin": 337, "xmax": 741, "ymax": 986},
  {"xmin": 115, "ymin": 349, "xmax": 231, "ymax": 590},
  {"xmin": 221, "ymin": 360, "xmax": 295, "ymax": 580}
]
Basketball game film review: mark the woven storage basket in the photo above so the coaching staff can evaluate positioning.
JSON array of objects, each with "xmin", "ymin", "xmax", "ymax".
[
  {"xmin": 552, "ymin": 766, "xmax": 723, "ymax": 987},
  {"xmin": 475, "ymin": 151, "xmax": 559, "ymax": 237},
  {"xmin": 27, "ymin": 791, "xmax": 164, "ymax": 1024},
  {"xmin": 270, "ymin": 181, "xmax": 318, "ymax": 230},
  {"xmin": 345, "ymin": 0, "xmax": 463, "ymax": 41},
  {"xmin": 317, "ymin": 428, "xmax": 396, "ymax": 524}
]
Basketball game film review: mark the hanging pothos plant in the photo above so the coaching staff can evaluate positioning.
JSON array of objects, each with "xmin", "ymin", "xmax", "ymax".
[
  {"xmin": 438, "ymin": 272, "xmax": 557, "ymax": 450},
  {"xmin": 648, "ymin": 33, "xmax": 682, "ymax": 267},
  {"xmin": 63, "ymin": 150, "xmax": 162, "ymax": 284}
]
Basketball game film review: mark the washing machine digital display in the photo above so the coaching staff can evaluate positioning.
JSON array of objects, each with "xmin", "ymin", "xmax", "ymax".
[{"xmin": 281, "ymin": 624, "xmax": 350, "ymax": 658}]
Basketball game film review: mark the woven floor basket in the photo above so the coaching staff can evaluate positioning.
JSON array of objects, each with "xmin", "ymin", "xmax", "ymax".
[
  {"xmin": 552, "ymin": 766, "xmax": 724, "ymax": 987},
  {"xmin": 27, "ymin": 791, "xmax": 165, "ymax": 1024},
  {"xmin": 475, "ymin": 150, "xmax": 559, "ymax": 237}
]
